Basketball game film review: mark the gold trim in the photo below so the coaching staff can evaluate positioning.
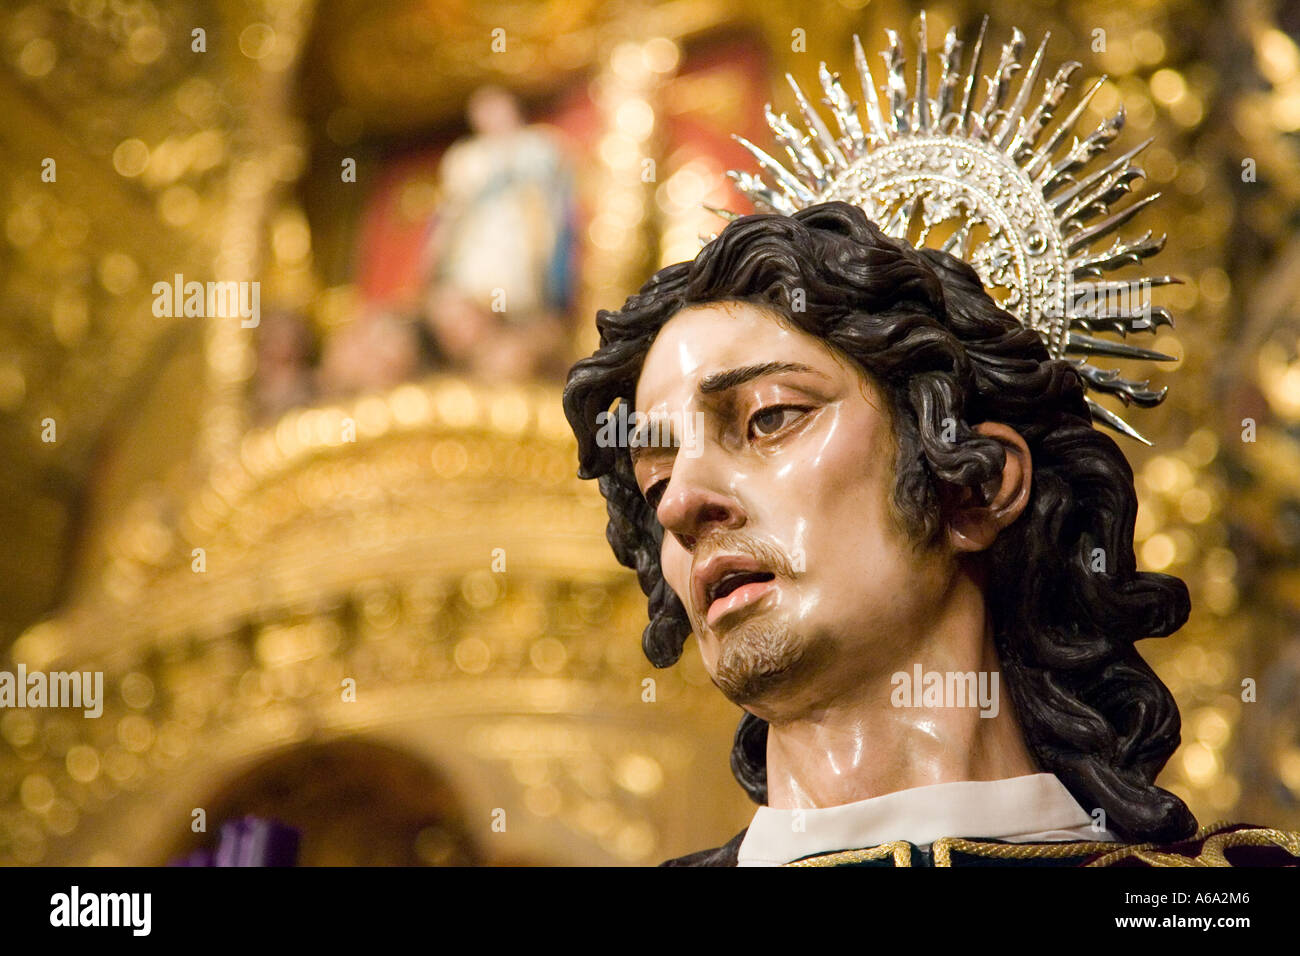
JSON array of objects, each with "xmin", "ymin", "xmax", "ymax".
[
  {"xmin": 778, "ymin": 822, "xmax": 1300, "ymax": 867},
  {"xmin": 1084, "ymin": 821, "xmax": 1300, "ymax": 867},
  {"xmin": 930, "ymin": 836, "xmax": 1118, "ymax": 867},
  {"xmin": 784, "ymin": 841, "xmax": 914, "ymax": 867},
  {"xmin": 1201, "ymin": 826, "xmax": 1300, "ymax": 865},
  {"xmin": 783, "ymin": 837, "xmax": 1116, "ymax": 867},
  {"xmin": 1084, "ymin": 842, "xmax": 1162, "ymax": 867}
]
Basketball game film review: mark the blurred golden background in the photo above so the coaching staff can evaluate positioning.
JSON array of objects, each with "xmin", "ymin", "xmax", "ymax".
[{"xmin": 1, "ymin": 0, "xmax": 1299, "ymax": 865}]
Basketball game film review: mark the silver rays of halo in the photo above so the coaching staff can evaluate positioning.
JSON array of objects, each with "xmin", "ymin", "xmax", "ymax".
[{"xmin": 706, "ymin": 12, "xmax": 1179, "ymax": 444}]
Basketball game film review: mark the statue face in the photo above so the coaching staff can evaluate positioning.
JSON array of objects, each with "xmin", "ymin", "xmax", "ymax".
[
  {"xmin": 467, "ymin": 86, "xmax": 521, "ymax": 136},
  {"xmin": 632, "ymin": 301, "xmax": 956, "ymax": 718}
]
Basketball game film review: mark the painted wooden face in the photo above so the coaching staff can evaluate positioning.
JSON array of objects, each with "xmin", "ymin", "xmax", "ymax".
[{"xmin": 632, "ymin": 301, "xmax": 957, "ymax": 717}]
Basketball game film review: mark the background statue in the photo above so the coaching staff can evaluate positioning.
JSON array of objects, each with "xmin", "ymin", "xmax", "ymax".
[{"xmin": 422, "ymin": 84, "xmax": 577, "ymax": 382}]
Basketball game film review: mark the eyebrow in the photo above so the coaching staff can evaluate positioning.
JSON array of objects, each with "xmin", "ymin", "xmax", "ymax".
[
  {"xmin": 698, "ymin": 361, "xmax": 824, "ymax": 394},
  {"xmin": 629, "ymin": 361, "xmax": 826, "ymax": 467}
]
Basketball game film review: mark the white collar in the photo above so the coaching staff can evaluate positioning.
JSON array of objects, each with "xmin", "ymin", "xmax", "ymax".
[{"xmin": 736, "ymin": 772, "xmax": 1115, "ymax": 866}]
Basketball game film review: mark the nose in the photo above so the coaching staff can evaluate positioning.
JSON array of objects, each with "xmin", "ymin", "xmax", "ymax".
[{"xmin": 655, "ymin": 450, "xmax": 745, "ymax": 552}]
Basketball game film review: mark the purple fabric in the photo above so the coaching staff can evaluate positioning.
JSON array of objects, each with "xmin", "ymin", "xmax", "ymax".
[{"xmin": 168, "ymin": 816, "xmax": 299, "ymax": 867}]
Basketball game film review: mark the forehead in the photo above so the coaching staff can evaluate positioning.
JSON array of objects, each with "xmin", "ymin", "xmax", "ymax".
[{"xmin": 635, "ymin": 301, "xmax": 846, "ymax": 410}]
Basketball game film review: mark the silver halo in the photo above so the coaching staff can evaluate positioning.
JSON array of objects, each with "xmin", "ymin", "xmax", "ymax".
[{"xmin": 710, "ymin": 12, "xmax": 1179, "ymax": 445}]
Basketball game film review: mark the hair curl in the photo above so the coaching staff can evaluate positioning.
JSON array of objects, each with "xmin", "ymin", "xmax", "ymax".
[{"xmin": 562, "ymin": 201, "xmax": 1195, "ymax": 843}]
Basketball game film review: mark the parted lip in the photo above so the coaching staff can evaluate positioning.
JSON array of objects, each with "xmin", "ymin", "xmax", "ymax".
[{"xmin": 691, "ymin": 552, "xmax": 772, "ymax": 620}]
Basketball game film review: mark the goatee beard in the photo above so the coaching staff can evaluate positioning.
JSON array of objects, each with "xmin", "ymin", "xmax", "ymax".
[{"xmin": 711, "ymin": 618, "xmax": 804, "ymax": 706}]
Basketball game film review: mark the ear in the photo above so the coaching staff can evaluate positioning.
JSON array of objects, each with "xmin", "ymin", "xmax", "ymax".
[{"xmin": 945, "ymin": 422, "xmax": 1033, "ymax": 553}]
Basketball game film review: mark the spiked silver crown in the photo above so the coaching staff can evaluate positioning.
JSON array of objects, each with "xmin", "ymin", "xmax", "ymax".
[{"xmin": 712, "ymin": 12, "xmax": 1178, "ymax": 444}]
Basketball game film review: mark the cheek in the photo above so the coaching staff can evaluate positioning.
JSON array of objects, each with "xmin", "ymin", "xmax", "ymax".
[
  {"xmin": 802, "ymin": 421, "xmax": 889, "ymax": 522},
  {"xmin": 786, "ymin": 417, "xmax": 912, "ymax": 595},
  {"xmin": 660, "ymin": 540, "xmax": 691, "ymax": 609}
]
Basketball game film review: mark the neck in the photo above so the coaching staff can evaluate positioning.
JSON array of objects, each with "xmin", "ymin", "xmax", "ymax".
[{"xmin": 760, "ymin": 563, "xmax": 1040, "ymax": 810}]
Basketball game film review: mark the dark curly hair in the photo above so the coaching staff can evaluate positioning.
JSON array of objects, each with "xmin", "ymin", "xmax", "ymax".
[{"xmin": 562, "ymin": 201, "xmax": 1196, "ymax": 844}]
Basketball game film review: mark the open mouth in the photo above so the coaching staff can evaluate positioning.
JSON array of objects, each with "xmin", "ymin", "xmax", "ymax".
[
  {"xmin": 708, "ymin": 570, "xmax": 775, "ymax": 606},
  {"xmin": 705, "ymin": 570, "xmax": 777, "ymax": 627}
]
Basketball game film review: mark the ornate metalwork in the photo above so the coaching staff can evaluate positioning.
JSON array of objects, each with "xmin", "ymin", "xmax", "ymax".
[{"xmin": 714, "ymin": 12, "xmax": 1178, "ymax": 444}]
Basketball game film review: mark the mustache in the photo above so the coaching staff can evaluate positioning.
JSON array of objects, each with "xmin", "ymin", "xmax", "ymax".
[{"xmin": 690, "ymin": 531, "xmax": 798, "ymax": 584}]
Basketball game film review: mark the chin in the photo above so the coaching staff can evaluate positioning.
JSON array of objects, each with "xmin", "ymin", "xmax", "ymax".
[{"xmin": 709, "ymin": 617, "xmax": 808, "ymax": 707}]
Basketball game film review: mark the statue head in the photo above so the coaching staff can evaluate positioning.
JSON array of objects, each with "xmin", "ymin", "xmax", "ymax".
[
  {"xmin": 466, "ymin": 84, "xmax": 522, "ymax": 137},
  {"xmin": 563, "ymin": 201, "xmax": 1195, "ymax": 843}
]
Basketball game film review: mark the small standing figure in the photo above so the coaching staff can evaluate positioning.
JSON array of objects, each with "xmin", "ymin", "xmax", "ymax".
[{"xmin": 423, "ymin": 85, "xmax": 577, "ymax": 382}]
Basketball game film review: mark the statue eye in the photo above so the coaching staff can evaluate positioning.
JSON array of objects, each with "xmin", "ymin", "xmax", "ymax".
[{"xmin": 748, "ymin": 405, "xmax": 807, "ymax": 439}]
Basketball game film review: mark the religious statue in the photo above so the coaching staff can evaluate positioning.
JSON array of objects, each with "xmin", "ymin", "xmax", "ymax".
[
  {"xmin": 423, "ymin": 84, "xmax": 577, "ymax": 382},
  {"xmin": 562, "ymin": 15, "xmax": 1300, "ymax": 866}
]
